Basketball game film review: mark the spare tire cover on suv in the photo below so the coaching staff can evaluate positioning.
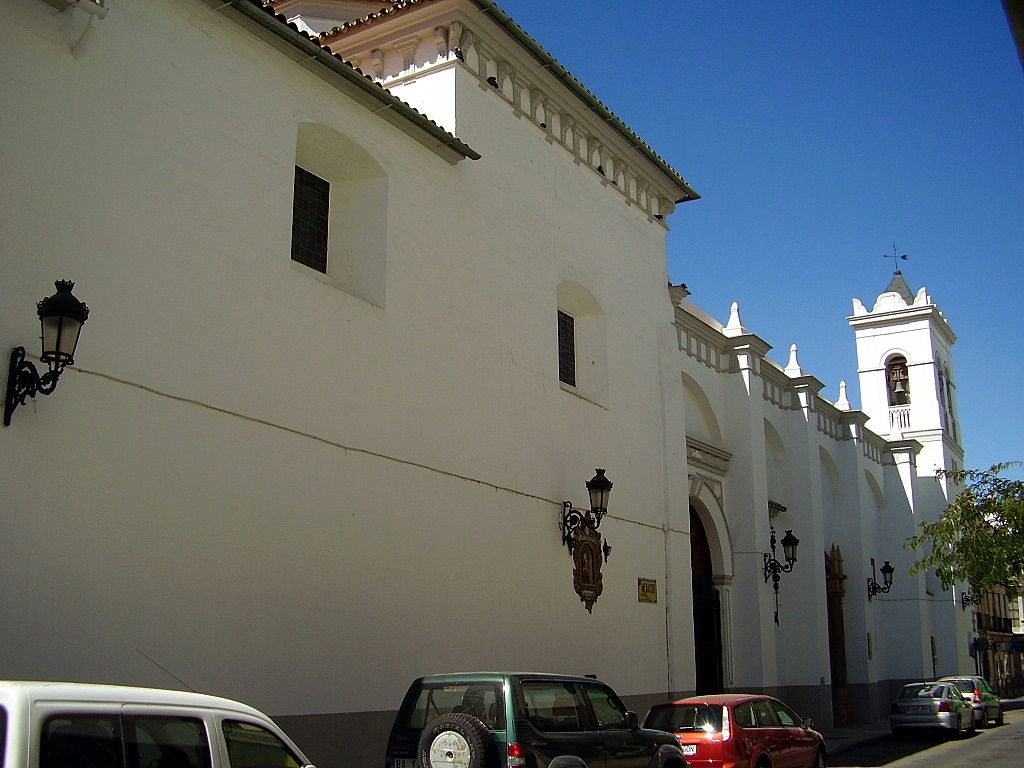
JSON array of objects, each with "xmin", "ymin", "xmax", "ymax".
[{"xmin": 419, "ymin": 713, "xmax": 497, "ymax": 768}]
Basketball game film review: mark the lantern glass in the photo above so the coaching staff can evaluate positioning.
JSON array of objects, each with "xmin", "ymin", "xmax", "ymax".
[
  {"xmin": 781, "ymin": 530, "xmax": 799, "ymax": 564},
  {"xmin": 40, "ymin": 314, "xmax": 83, "ymax": 366},
  {"xmin": 36, "ymin": 281, "xmax": 89, "ymax": 367},
  {"xmin": 586, "ymin": 469, "xmax": 612, "ymax": 513},
  {"xmin": 881, "ymin": 561, "xmax": 895, "ymax": 586}
]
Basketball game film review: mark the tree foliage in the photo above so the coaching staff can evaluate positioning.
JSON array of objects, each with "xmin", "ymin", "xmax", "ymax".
[{"xmin": 906, "ymin": 463, "xmax": 1024, "ymax": 594}]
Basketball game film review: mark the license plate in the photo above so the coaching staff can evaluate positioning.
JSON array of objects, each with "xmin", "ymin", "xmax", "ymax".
[
  {"xmin": 681, "ymin": 745, "xmax": 697, "ymax": 756},
  {"xmin": 908, "ymin": 706, "xmax": 930, "ymax": 713},
  {"xmin": 392, "ymin": 759, "xmax": 416, "ymax": 768}
]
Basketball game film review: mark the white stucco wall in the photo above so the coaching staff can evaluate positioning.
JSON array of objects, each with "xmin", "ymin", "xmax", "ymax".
[{"xmin": 1, "ymin": 0, "xmax": 693, "ymax": 732}]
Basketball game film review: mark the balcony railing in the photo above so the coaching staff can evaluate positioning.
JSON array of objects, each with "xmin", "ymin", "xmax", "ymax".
[{"xmin": 889, "ymin": 406, "xmax": 911, "ymax": 432}]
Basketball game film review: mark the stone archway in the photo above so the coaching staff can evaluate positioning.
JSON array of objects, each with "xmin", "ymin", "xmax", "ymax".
[
  {"xmin": 691, "ymin": 505, "xmax": 724, "ymax": 694},
  {"xmin": 825, "ymin": 545, "xmax": 849, "ymax": 726}
]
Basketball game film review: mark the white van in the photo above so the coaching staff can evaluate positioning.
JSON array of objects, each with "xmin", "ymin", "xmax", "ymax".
[{"xmin": 0, "ymin": 681, "xmax": 315, "ymax": 768}]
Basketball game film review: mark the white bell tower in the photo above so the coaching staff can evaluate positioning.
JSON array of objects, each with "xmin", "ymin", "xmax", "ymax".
[{"xmin": 848, "ymin": 270, "xmax": 964, "ymax": 484}]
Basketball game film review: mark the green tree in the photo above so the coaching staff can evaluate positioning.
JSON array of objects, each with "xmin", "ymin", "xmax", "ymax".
[{"xmin": 906, "ymin": 463, "xmax": 1024, "ymax": 594}]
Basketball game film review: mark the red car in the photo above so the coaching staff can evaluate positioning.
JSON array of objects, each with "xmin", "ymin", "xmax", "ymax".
[{"xmin": 643, "ymin": 694, "xmax": 826, "ymax": 768}]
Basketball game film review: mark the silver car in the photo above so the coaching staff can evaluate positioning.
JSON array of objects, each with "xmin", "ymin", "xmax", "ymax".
[
  {"xmin": 890, "ymin": 682, "xmax": 975, "ymax": 737},
  {"xmin": 937, "ymin": 675, "xmax": 1004, "ymax": 727}
]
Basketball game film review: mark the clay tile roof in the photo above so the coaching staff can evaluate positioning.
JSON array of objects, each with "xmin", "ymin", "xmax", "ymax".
[
  {"xmin": 317, "ymin": 0, "xmax": 437, "ymax": 44},
  {"xmin": 316, "ymin": 0, "xmax": 697, "ymax": 200},
  {"xmin": 236, "ymin": 0, "xmax": 478, "ymax": 160}
]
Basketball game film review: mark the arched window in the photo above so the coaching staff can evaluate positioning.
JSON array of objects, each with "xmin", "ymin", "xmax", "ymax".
[
  {"xmin": 886, "ymin": 355, "xmax": 910, "ymax": 406},
  {"xmin": 556, "ymin": 281, "xmax": 607, "ymax": 405},
  {"xmin": 291, "ymin": 122, "xmax": 389, "ymax": 306}
]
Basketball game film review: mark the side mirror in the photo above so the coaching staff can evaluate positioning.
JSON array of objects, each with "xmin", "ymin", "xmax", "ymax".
[
  {"xmin": 624, "ymin": 711, "xmax": 639, "ymax": 730},
  {"xmin": 800, "ymin": 717, "xmax": 813, "ymax": 729}
]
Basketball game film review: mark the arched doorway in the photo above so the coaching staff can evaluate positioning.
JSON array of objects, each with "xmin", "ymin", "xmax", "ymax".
[
  {"xmin": 691, "ymin": 505, "xmax": 724, "ymax": 694},
  {"xmin": 825, "ymin": 545, "xmax": 849, "ymax": 726}
]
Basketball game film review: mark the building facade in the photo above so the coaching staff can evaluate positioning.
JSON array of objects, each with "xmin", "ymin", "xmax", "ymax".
[{"xmin": 1, "ymin": 1, "xmax": 976, "ymax": 766}]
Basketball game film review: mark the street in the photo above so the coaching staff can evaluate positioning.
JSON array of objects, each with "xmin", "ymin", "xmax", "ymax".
[{"xmin": 831, "ymin": 707, "xmax": 1024, "ymax": 767}]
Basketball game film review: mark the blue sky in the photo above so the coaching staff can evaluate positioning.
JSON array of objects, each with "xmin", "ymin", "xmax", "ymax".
[{"xmin": 498, "ymin": 1, "xmax": 1024, "ymax": 480}]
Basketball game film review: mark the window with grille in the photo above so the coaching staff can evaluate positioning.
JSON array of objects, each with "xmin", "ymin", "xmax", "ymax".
[
  {"xmin": 557, "ymin": 310, "xmax": 576, "ymax": 386},
  {"xmin": 291, "ymin": 165, "xmax": 330, "ymax": 273}
]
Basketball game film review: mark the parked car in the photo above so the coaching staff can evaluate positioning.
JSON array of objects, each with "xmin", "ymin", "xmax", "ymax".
[
  {"xmin": 642, "ymin": 694, "xmax": 825, "ymax": 768},
  {"xmin": 937, "ymin": 675, "xmax": 1003, "ymax": 727},
  {"xmin": 385, "ymin": 672, "xmax": 687, "ymax": 768},
  {"xmin": 889, "ymin": 681, "xmax": 975, "ymax": 737},
  {"xmin": 0, "ymin": 680, "xmax": 314, "ymax": 768}
]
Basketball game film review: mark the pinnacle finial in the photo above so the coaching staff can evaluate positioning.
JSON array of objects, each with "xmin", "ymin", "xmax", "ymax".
[
  {"xmin": 836, "ymin": 380, "xmax": 851, "ymax": 411},
  {"xmin": 722, "ymin": 301, "xmax": 749, "ymax": 337},
  {"xmin": 784, "ymin": 344, "xmax": 804, "ymax": 377}
]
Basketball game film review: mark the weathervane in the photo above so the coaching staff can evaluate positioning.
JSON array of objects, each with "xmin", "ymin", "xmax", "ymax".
[{"xmin": 883, "ymin": 242, "xmax": 909, "ymax": 272}]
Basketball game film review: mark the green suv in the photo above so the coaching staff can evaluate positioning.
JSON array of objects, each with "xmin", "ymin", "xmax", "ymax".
[{"xmin": 385, "ymin": 673, "xmax": 687, "ymax": 768}]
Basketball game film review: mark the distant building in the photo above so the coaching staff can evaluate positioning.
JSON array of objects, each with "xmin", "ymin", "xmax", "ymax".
[{"xmin": 0, "ymin": 1, "xmax": 976, "ymax": 765}]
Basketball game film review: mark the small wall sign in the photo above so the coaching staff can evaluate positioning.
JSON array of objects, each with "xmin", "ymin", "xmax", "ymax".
[{"xmin": 638, "ymin": 578, "xmax": 658, "ymax": 603}]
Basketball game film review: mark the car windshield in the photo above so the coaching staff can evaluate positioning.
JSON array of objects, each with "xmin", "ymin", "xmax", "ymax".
[
  {"xmin": 947, "ymin": 680, "xmax": 975, "ymax": 693},
  {"xmin": 400, "ymin": 681, "xmax": 506, "ymax": 730},
  {"xmin": 645, "ymin": 704, "xmax": 723, "ymax": 733}
]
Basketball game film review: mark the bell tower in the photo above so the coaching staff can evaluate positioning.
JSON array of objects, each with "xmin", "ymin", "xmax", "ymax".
[{"xmin": 848, "ymin": 270, "xmax": 964, "ymax": 483}]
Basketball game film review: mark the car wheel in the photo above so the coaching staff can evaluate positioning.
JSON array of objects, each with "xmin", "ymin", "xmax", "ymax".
[{"xmin": 418, "ymin": 713, "xmax": 496, "ymax": 768}]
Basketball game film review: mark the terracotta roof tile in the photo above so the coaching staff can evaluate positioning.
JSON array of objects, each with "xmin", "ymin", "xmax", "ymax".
[{"xmin": 239, "ymin": 0, "xmax": 478, "ymax": 160}]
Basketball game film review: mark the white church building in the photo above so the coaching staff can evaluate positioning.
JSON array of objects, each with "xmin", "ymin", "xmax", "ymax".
[{"xmin": 1, "ymin": 0, "xmax": 973, "ymax": 765}]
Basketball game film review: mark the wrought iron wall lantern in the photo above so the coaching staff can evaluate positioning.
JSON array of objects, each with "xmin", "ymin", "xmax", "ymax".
[
  {"xmin": 4, "ymin": 280, "xmax": 90, "ymax": 427},
  {"xmin": 961, "ymin": 592, "xmax": 982, "ymax": 611},
  {"xmin": 763, "ymin": 524, "xmax": 799, "ymax": 625},
  {"xmin": 561, "ymin": 468, "xmax": 613, "ymax": 613},
  {"xmin": 866, "ymin": 558, "xmax": 895, "ymax": 601}
]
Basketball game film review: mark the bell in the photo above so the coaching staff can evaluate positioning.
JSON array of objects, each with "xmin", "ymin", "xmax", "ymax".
[{"xmin": 894, "ymin": 379, "xmax": 907, "ymax": 394}]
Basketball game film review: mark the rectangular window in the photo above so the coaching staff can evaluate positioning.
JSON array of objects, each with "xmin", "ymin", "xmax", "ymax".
[
  {"xmin": 291, "ymin": 165, "xmax": 330, "ymax": 273},
  {"xmin": 580, "ymin": 683, "xmax": 627, "ymax": 729},
  {"xmin": 557, "ymin": 310, "xmax": 576, "ymax": 386},
  {"xmin": 397, "ymin": 681, "xmax": 505, "ymax": 731},
  {"xmin": 41, "ymin": 714, "xmax": 121, "ymax": 768},
  {"xmin": 126, "ymin": 716, "xmax": 212, "ymax": 768},
  {"xmin": 223, "ymin": 720, "xmax": 302, "ymax": 768},
  {"xmin": 521, "ymin": 681, "xmax": 581, "ymax": 733}
]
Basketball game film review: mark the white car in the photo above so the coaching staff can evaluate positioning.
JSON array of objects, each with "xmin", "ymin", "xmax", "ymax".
[
  {"xmin": 937, "ymin": 675, "xmax": 1004, "ymax": 727},
  {"xmin": 0, "ymin": 681, "xmax": 315, "ymax": 768}
]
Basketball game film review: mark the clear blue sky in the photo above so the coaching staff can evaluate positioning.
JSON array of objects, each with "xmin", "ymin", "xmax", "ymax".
[{"xmin": 498, "ymin": 1, "xmax": 1024, "ymax": 480}]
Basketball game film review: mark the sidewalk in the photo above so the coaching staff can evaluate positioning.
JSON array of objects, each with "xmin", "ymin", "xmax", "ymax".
[{"xmin": 821, "ymin": 695, "xmax": 1024, "ymax": 756}]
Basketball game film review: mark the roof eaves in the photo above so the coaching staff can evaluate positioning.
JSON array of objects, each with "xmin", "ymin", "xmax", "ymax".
[
  {"xmin": 227, "ymin": 0, "xmax": 480, "ymax": 162},
  {"xmin": 471, "ymin": 0, "xmax": 697, "ymax": 202},
  {"xmin": 321, "ymin": 0, "xmax": 698, "ymax": 201}
]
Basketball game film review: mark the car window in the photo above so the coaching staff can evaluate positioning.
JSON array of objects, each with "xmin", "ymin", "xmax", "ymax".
[
  {"xmin": 580, "ymin": 684, "xmax": 628, "ymax": 730},
  {"xmin": 41, "ymin": 714, "xmax": 122, "ymax": 768},
  {"xmin": 948, "ymin": 680, "xmax": 973, "ymax": 694},
  {"xmin": 733, "ymin": 702, "xmax": 755, "ymax": 728},
  {"xmin": 768, "ymin": 701, "xmax": 800, "ymax": 727},
  {"xmin": 979, "ymin": 679, "xmax": 994, "ymax": 694},
  {"xmin": 222, "ymin": 721, "xmax": 302, "ymax": 768},
  {"xmin": 900, "ymin": 684, "xmax": 937, "ymax": 699},
  {"xmin": 401, "ymin": 682, "xmax": 506, "ymax": 730},
  {"xmin": 750, "ymin": 700, "xmax": 780, "ymax": 727},
  {"xmin": 521, "ymin": 682, "xmax": 583, "ymax": 732},
  {"xmin": 126, "ymin": 716, "xmax": 212, "ymax": 768},
  {"xmin": 644, "ymin": 704, "xmax": 722, "ymax": 733}
]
